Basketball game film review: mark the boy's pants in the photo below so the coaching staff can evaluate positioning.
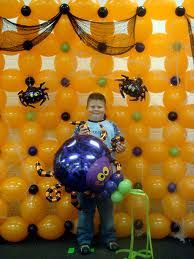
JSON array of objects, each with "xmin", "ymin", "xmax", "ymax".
[{"xmin": 77, "ymin": 193, "xmax": 116, "ymax": 246}]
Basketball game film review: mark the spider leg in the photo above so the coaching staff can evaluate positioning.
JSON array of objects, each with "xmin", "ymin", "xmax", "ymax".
[
  {"xmin": 40, "ymin": 82, "xmax": 46, "ymax": 88},
  {"xmin": 39, "ymin": 97, "xmax": 46, "ymax": 106},
  {"xmin": 36, "ymin": 161, "xmax": 54, "ymax": 177},
  {"xmin": 28, "ymin": 104, "xmax": 36, "ymax": 108},
  {"xmin": 19, "ymin": 97, "xmax": 28, "ymax": 107},
  {"xmin": 120, "ymin": 89, "xmax": 125, "ymax": 98},
  {"xmin": 18, "ymin": 90, "xmax": 24, "ymax": 95},
  {"xmin": 46, "ymin": 183, "xmax": 62, "ymax": 202}
]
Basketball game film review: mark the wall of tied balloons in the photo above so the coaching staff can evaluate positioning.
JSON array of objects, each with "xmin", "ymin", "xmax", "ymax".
[{"xmin": 0, "ymin": 0, "xmax": 194, "ymax": 242}]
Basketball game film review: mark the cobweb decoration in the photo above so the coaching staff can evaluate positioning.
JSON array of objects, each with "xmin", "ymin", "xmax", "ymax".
[
  {"xmin": 0, "ymin": 12, "xmax": 62, "ymax": 51},
  {"xmin": 0, "ymin": 4, "xmax": 136, "ymax": 55},
  {"xmin": 68, "ymin": 13, "xmax": 136, "ymax": 55},
  {"xmin": 185, "ymin": 14, "xmax": 194, "ymax": 65}
]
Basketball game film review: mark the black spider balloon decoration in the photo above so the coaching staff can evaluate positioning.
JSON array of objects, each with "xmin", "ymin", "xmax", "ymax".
[
  {"xmin": 115, "ymin": 75, "xmax": 148, "ymax": 101},
  {"xmin": 18, "ymin": 82, "xmax": 49, "ymax": 108}
]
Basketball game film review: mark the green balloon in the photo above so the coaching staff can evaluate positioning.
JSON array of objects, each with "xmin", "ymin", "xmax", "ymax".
[
  {"xmin": 111, "ymin": 191, "xmax": 123, "ymax": 203},
  {"xmin": 97, "ymin": 77, "xmax": 107, "ymax": 87},
  {"xmin": 26, "ymin": 111, "xmax": 37, "ymax": 121},
  {"xmin": 169, "ymin": 147, "xmax": 180, "ymax": 157},
  {"xmin": 60, "ymin": 42, "xmax": 70, "ymax": 52},
  {"xmin": 131, "ymin": 112, "xmax": 142, "ymax": 121},
  {"xmin": 118, "ymin": 179, "xmax": 132, "ymax": 194}
]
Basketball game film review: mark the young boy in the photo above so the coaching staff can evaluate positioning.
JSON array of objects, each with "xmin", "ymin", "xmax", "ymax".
[{"xmin": 74, "ymin": 92, "xmax": 126, "ymax": 255}]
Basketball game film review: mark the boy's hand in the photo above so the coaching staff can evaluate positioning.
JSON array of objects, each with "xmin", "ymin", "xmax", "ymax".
[
  {"xmin": 115, "ymin": 141, "xmax": 126, "ymax": 153},
  {"xmin": 79, "ymin": 125, "xmax": 90, "ymax": 135}
]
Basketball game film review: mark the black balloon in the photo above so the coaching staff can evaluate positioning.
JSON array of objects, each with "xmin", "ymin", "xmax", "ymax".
[
  {"xmin": 25, "ymin": 76, "xmax": 35, "ymax": 86},
  {"xmin": 168, "ymin": 111, "xmax": 178, "ymax": 121},
  {"xmin": 60, "ymin": 4, "xmax": 70, "ymax": 14},
  {"xmin": 135, "ymin": 43, "xmax": 145, "ymax": 52},
  {"xmin": 21, "ymin": 5, "xmax": 31, "ymax": 16},
  {"xmin": 136, "ymin": 6, "xmax": 146, "ymax": 17},
  {"xmin": 134, "ymin": 219, "xmax": 143, "ymax": 230},
  {"xmin": 28, "ymin": 224, "xmax": 38, "ymax": 235},
  {"xmin": 64, "ymin": 220, "xmax": 73, "ymax": 232},
  {"xmin": 61, "ymin": 112, "xmax": 70, "ymax": 121},
  {"xmin": 28, "ymin": 184, "xmax": 39, "ymax": 194},
  {"xmin": 175, "ymin": 6, "xmax": 185, "ymax": 16},
  {"xmin": 98, "ymin": 7, "xmax": 108, "ymax": 18},
  {"xmin": 23, "ymin": 40, "xmax": 33, "ymax": 50}
]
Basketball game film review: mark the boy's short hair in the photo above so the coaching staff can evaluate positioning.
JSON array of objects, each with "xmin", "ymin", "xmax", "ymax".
[{"xmin": 87, "ymin": 92, "xmax": 106, "ymax": 107}]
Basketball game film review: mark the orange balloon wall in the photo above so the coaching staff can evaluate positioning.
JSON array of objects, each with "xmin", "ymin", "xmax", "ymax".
[{"xmin": 0, "ymin": 0, "xmax": 194, "ymax": 242}]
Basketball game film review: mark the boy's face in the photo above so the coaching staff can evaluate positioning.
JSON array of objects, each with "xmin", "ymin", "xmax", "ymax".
[{"xmin": 87, "ymin": 99, "xmax": 106, "ymax": 121}]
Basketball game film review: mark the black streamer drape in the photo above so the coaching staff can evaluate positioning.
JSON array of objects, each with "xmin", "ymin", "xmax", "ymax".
[
  {"xmin": 0, "ymin": 7, "xmax": 136, "ymax": 55},
  {"xmin": 185, "ymin": 14, "xmax": 194, "ymax": 63}
]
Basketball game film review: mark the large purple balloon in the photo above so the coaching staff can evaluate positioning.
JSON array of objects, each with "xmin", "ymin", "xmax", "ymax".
[{"xmin": 54, "ymin": 134, "xmax": 113, "ymax": 193}]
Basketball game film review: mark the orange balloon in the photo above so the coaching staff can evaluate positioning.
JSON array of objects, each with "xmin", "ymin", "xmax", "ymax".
[
  {"xmin": 0, "ymin": 121, "xmax": 8, "ymax": 146},
  {"xmin": 143, "ymin": 106, "xmax": 168, "ymax": 127},
  {"xmin": 178, "ymin": 176, "xmax": 194, "ymax": 200},
  {"xmin": 55, "ymin": 122, "xmax": 74, "ymax": 145},
  {"xmin": 144, "ymin": 71, "xmax": 169, "ymax": 92},
  {"xmin": 71, "ymin": 71, "xmax": 97, "ymax": 93},
  {"xmin": 36, "ymin": 70, "xmax": 59, "ymax": 92},
  {"xmin": 21, "ymin": 156, "xmax": 45, "ymax": 184},
  {"xmin": 0, "ymin": 69, "xmax": 25, "ymax": 92},
  {"xmin": 0, "ymin": 0, "xmax": 24, "ymax": 18},
  {"xmin": 166, "ymin": 16, "xmax": 189, "ymax": 40},
  {"xmin": 38, "ymin": 140, "xmax": 59, "ymax": 166},
  {"xmin": 164, "ymin": 52, "xmax": 188, "ymax": 76},
  {"xmin": 163, "ymin": 87, "xmax": 187, "ymax": 110},
  {"xmin": 54, "ymin": 16, "xmax": 78, "ymax": 44},
  {"xmin": 0, "ymin": 199, "xmax": 8, "ymax": 224},
  {"xmin": 163, "ymin": 123, "xmax": 186, "ymax": 146},
  {"xmin": 162, "ymin": 194, "xmax": 187, "ymax": 221},
  {"xmin": 127, "ymin": 122, "xmax": 149, "ymax": 145},
  {"xmin": 1, "ymin": 141, "xmax": 26, "ymax": 164},
  {"xmin": 18, "ymin": 52, "xmax": 42, "ymax": 76},
  {"xmin": 181, "ymin": 142, "xmax": 194, "ymax": 163},
  {"xmin": 38, "ymin": 177, "xmax": 59, "ymax": 199},
  {"xmin": 183, "ymin": 213, "xmax": 194, "ymax": 238},
  {"xmin": 1, "ymin": 106, "xmax": 25, "ymax": 128},
  {"xmin": 125, "ymin": 194, "xmax": 147, "ymax": 219},
  {"xmin": 0, "ymin": 89, "xmax": 6, "ymax": 111},
  {"xmin": 183, "ymin": 0, "xmax": 194, "ymax": 16},
  {"xmin": 90, "ymin": 54, "xmax": 113, "ymax": 76},
  {"xmin": 0, "ymin": 159, "xmax": 7, "ymax": 183},
  {"xmin": 54, "ymin": 53, "xmax": 77, "ymax": 76},
  {"xmin": 37, "ymin": 215, "xmax": 64, "ymax": 240},
  {"xmin": 69, "ymin": 0, "xmax": 99, "ymax": 20},
  {"xmin": 56, "ymin": 194, "xmax": 78, "ymax": 221},
  {"xmin": 163, "ymin": 158, "xmax": 186, "ymax": 183},
  {"xmin": 128, "ymin": 50, "xmax": 151, "ymax": 75},
  {"xmin": 71, "ymin": 105, "xmax": 87, "ymax": 121},
  {"xmin": 71, "ymin": 39, "xmax": 96, "ymax": 57},
  {"xmin": 149, "ymin": 213, "xmax": 170, "ymax": 239},
  {"xmin": 0, "ymin": 177, "xmax": 28, "ymax": 202},
  {"xmin": 37, "ymin": 106, "xmax": 60, "ymax": 129},
  {"xmin": 143, "ymin": 176, "xmax": 167, "ymax": 199},
  {"xmin": 33, "ymin": 33, "xmax": 59, "ymax": 56},
  {"xmin": 21, "ymin": 122, "xmax": 43, "ymax": 146},
  {"xmin": 143, "ymin": 141, "xmax": 168, "ymax": 163},
  {"xmin": 184, "ymin": 70, "xmax": 194, "ymax": 92},
  {"xmin": 0, "ymin": 54, "xmax": 5, "ymax": 71},
  {"xmin": 0, "ymin": 216, "xmax": 28, "ymax": 242},
  {"xmin": 135, "ymin": 16, "xmax": 152, "ymax": 42},
  {"xmin": 90, "ymin": 22, "xmax": 114, "ymax": 43},
  {"xmin": 17, "ymin": 15, "xmax": 39, "ymax": 26},
  {"xmin": 114, "ymin": 212, "xmax": 131, "ymax": 238},
  {"xmin": 55, "ymin": 88, "xmax": 78, "ymax": 113},
  {"xmin": 20, "ymin": 195, "xmax": 47, "ymax": 224},
  {"xmin": 30, "ymin": 0, "xmax": 60, "ymax": 20},
  {"xmin": 109, "ymin": 106, "xmax": 130, "ymax": 128},
  {"xmin": 125, "ymin": 157, "xmax": 149, "ymax": 183},
  {"xmin": 105, "ymin": 0, "xmax": 137, "ymax": 20},
  {"xmin": 179, "ymin": 105, "xmax": 194, "ymax": 128},
  {"xmin": 145, "ymin": 34, "xmax": 171, "ymax": 57},
  {"xmin": 144, "ymin": 0, "xmax": 176, "ymax": 20}
]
